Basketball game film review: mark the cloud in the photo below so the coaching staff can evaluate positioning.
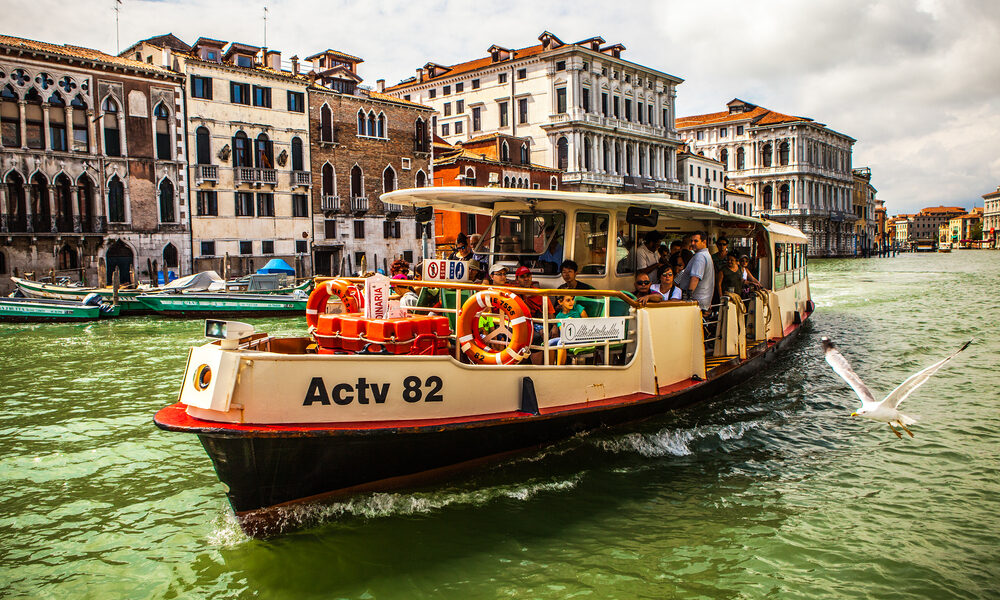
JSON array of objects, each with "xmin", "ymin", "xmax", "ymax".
[{"xmin": 5, "ymin": 0, "xmax": 1000, "ymax": 213}]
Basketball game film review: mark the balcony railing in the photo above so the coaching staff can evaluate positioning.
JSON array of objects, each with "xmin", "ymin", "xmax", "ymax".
[
  {"xmin": 350, "ymin": 196, "xmax": 369, "ymax": 213},
  {"xmin": 195, "ymin": 165, "xmax": 218, "ymax": 183},
  {"xmin": 321, "ymin": 195, "xmax": 340, "ymax": 212},
  {"xmin": 383, "ymin": 202, "xmax": 404, "ymax": 214},
  {"xmin": 234, "ymin": 167, "xmax": 277, "ymax": 185},
  {"xmin": 293, "ymin": 171, "xmax": 311, "ymax": 187}
]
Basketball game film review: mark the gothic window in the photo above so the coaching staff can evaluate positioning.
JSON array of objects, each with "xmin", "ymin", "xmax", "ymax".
[
  {"xmin": 163, "ymin": 243, "xmax": 179, "ymax": 268},
  {"xmin": 1, "ymin": 85, "xmax": 19, "ymax": 147},
  {"xmin": 108, "ymin": 175, "xmax": 125, "ymax": 222},
  {"xmin": 736, "ymin": 147, "xmax": 745, "ymax": 170},
  {"xmin": 761, "ymin": 143, "xmax": 772, "ymax": 168},
  {"xmin": 550, "ymin": 176, "xmax": 558, "ymax": 190},
  {"xmin": 779, "ymin": 183, "xmax": 790, "ymax": 209},
  {"xmin": 71, "ymin": 95, "xmax": 88, "ymax": 151},
  {"xmin": 25, "ymin": 88, "xmax": 44, "ymax": 150},
  {"xmin": 626, "ymin": 143, "xmax": 633, "ymax": 176},
  {"xmin": 350, "ymin": 165, "xmax": 363, "ymax": 198},
  {"xmin": 415, "ymin": 169, "xmax": 426, "ymax": 187},
  {"xmin": 583, "ymin": 137, "xmax": 592, "ymax": 171},
  {"xmin": 520, "ymin": 144, "xmax": 529, "ymax": 164},
  {"xmin": 48, "ymin": 93, "xmax": 67, "ymax": 151},
  {"xmin": 638, "ymin": 147, "xmax": 645, "ymax": 177},
  {"xmin": 54, "ymin": 174, "xmax": 72, "ymax": 231},
  {"xmin": 603, "ymin": 140, "xmax": 610, "ymax": 172},
  {"xmin": 557, "ymin": 137, "xmax": 568, "ymax": 170},
  {"xmin": 292, "ymin": 137, "xmax": 304, "ymax": 171},
  {"xmin": 232, "ymin": 131, "xmax": 251, "ymax": 167},
  {"xmin": 102, "ymin": 97, "xmax": 121, "ymax": 157},
  {"xmin": 779, "ymin": 141, "xmax": 789, "ymax": 166},
  {"xmin": 154, "ymin": 103, "xmax": 171, "ymax": 159},
  {"xmin": 357, "ymin": 110, "xmax": 365, "ymax": 135},
  {"xmin": 382, "ymin": 166, "xmax": 396, "ymax": 194},
  {"xmin": 720, "ymin": 148, "xmax": 728, "ymax": 170},
  {"xmin": 254, "ymin": 133, "xmax": 273, "ymax": 169},
  {"xmin": 414, "ymin": 118, "xmax": 428, "ymax": 152},
  {"xmin": 6, "ymin": 172, "xmax": 26, "ymax": 231},
  {"xmin": 321, "ymin": 105, "xmax": 333, "ymax": 142},
  {"xmin": 614, "ymin": 143, "xmax": 621, "ymax": 174},
  {"xmin": 196, "ymin": 126, "xmax": 211, "ymax": 164},
  {"xmin": 762, "ymin": 185, "xmax": 773, "ymax": 210},
  {"xmin": 500, "ymin": 140, "xmax": 510, "ymax": 162},
  {"xmin": 58, "ymin": 243, "xmax": 77, "ymax": 270},
  {"xmin": 367, "ymin": 111, "xmax": 376, "ymax": 137},
  {"xmin": 159, "ymin": 178, "xmax": 175, "ymax": 222},
  {"xmin": 322, "ymin": 164, "xmax": 335, "ymax": 196},
  {"xmin": 464, "ymin": 167, "xmax": 475, "ymax": 186},
  {"xmin": 377, "ymin": 113, "xmax": 385, "ymax": 138}
]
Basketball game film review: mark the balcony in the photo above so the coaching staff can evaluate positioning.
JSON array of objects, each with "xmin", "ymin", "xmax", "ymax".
[
  {"xmin": 383, "ymin": 202, "xmax": 404, "ymax": 215},
  {"xmin": 350, "ymin": 196, "xmax": 369, "ymax": 213},
  {"xmin": 234, "ymin": 167, "xmax": 277, "ymax": 186},
  {"xmin": 321, "ymin": 195, "xmax": 340, "ymax": 212},
  {"xmin": 195, "ymin": 165, "xmax": 218, "ymax": 184},
  {"xmin": 293, "ymin": 171, "xmax": 311, "ymax": 187}
]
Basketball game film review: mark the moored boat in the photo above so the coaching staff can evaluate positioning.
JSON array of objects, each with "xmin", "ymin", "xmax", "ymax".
[
  {"xmin": 154, "ymin": 187, "xmax": 814, "ymax": 536},
  {"xmin": 135, "ymin": 291, "xmax": 308, "ymax": 317},
  {"xmin": 0, "ymin": 295, "xmax": 121, "ymax": 322},
  {"xmin": 11, "ymin": 276, "xmax": 149, "ymax": 314}
]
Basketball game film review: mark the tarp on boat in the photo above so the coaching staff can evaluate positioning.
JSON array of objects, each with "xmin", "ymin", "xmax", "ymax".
[
  {"xmin": 161, "ymin": 271, "xmax": 226, "ymax": 292},
  {"xmin": 257, "ymin": 259, "xmax": 295, "ymax": 275}
]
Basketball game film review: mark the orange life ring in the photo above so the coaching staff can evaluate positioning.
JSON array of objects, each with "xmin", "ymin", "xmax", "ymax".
[
  {"xmin": 457, "ymin": 289, "xmax": 533, "ymax": 365},
  {"xmin": 306, "ymin": 279, "xmax": 362, "ymax": 328}
]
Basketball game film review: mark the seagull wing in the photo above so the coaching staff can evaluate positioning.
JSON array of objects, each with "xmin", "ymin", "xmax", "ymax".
[
  {"xmin": 882, "ymin": 340, "xmax": 972, "ymax": 409},
  {"xmin": 824, "ymin": 341, "xmax": 878, "ymax": 406}
]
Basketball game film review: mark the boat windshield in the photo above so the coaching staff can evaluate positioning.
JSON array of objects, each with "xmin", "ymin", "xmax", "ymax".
[{"xmin": 474, "ymin": 211, "xmax": 566, "ymax": 273}]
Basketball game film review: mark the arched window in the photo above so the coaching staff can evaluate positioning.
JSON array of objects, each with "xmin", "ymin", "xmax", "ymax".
[
  {"xmin": 58, "ymin": 243, "xmax": 78, "ymax": 270},
  {"xmin": 415, "ymin": 170, "xmax": 426, "ymax": 188},
  {"xmin": 556, "ymin": 137, "xmax": 568, "ymax": 170},
  {"xmin": 500, "ymin": 141, "xmax": 510, "ymax": 162},
  {"xmin": 357, "ymin": 110, "xmax": 365, "ymax": 135},
  {"xmin": 736, "ymin": 147, "xmax": 745, "ymax": 170},
  {"xmin": 6, "ymin": 171, "xmax": 27, "ymax": 232},
  {"xmin": 583, "ymin": 137, "xmax": 592, "ymax": 171},
  {"xmin": 48, "ymin": 93, "xmax": 67, "ymax": 151},
  {"xmin": 322, "ymin": 163, "xmax": 335, "ymax": 196},
  {"xmin": 108, "ymin": 175, "xmax": 125, "ymax": 222},
  {"xmin": 55, "ymin": 173, "xmax": 72, "ymax": 231},
  {"xmin": 414, "ymin": 118, "xmax": 428, "ymax": 152},
  {"xmin": 102, "ymin": 97, "xmax": 121, "ymax": 156},
  {"xmin": 71, "ymin": 95, "xmax": 88, "ymax": 152},
  {"xmin": 761, "ymin": 143, "xmax": 772, "ymax": 168},
  {"xmin": 154, "ymin": 103, "xmax": 171, "ymax": 159},
  {"xmin": 77, "ymin": 174, "xmax": 95, "ymax": 232},
  {"xmin": 603, "ymin": 140, "xmax": 609, "ymax": 172},
  {"xmin": 350, "ymin": 165, "xmax": 363, "ymax": 198},
  {"xmin": 196, "ymin": 126, "xmax": 211, "ymax": 165},
  {"xmin": 0, "ymin": 250, "xmax": 5, "ymax": 274},
  {"xmin": 550, "ymin": 176, "xmax": 558, "ymax": 190},
  {"xmin": 31, "ymin": 172, "xmax": 50, "ymax": 230},
  {"xmin": 464, "ymin": 167, "xmax": 476, "ymax": 186},
  {"xmin": 25, "ymin": 89, "xmax": 44, "ymax": 150},
  {"xmin": 367, "ymin": 112, "xmax": 376, "ymax": 137},
  {"xmin": 720, "ymin": 148, "xmax": 728, "ymax": 170},
  {"xmin": 1, "ymin": 85, "xmax": 20, "ymax": 147},
  {"xmin": 159, "ymin": 178, "xmax": 175, "ymax": 222},
  {"xmin": 520, "ymin": 144, "xmax": 529, "ymax": 164},
  {"xmin": 762, "ymin": 185, "xmax": 773, "ymax": 210},
  {"xmin": 778, "ymin": 141, "xmax": 789, "ymax": 166},
  {"xmin": 163, "ymin": 243, "xmax": 179, "ymax": 268},
  {"xmin": 291, "ymin": 137, "xmax": 304, "ymax": 171},
  {"xmin": 320, "ymin": 105, "xmax": 332, "ymax": 142},
  {"xmin": 254, "ymin": 133, "xmax": 273, "ymax": 169},
  {"xmin": 232, "ymin": 131, "xmax": 251, "ymax": 167},
  {"xmin": 503, "ymin": 176, "xmax": 510, "ymax": 188},
  {"xmin": 614, "ymin": 143, "xmax": 621, "ymax": 174},
  {"xmin": 377, "ymin": 113, "xmax": 385, "ymax": 138},
  {"xmin": 625, "ymin": 143, "xmax": 633, "ymax": 176},
  {"xmin": 779, "ymin": 183, "xmax": 790, "ymax": 209},
  {"xmin": 638, "ymin": 147, "xmax": 646, "ymax": 177},
  {"xmin": 382, "ymin": 166, "xmax": 396, "ymax": 194}
]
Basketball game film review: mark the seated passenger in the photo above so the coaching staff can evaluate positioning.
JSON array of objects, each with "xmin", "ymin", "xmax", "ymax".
[
  {"xmin": 537, "ymin": 225, "xmax": 564, "ymax": 274},
  {"xmin": 558, "ymin": 259, "xmax": 595, "ymax": 290},
  {"xmin": 467, "ymin": 260, "xmax": 485, "ymax": 285},
  {"xmin": 632, "ymin": 272, "xmax": 661, "ymax": 304},
  {"xmin": 488, "ymin": 263, "xmax": 509, "ymax": 286},
  {"xmin": 547, "ymin": 295, "xmax": 590, "ymax": 364},
  {"xmin": 514, "ymin": 266, "xmax": 555, "ymax": 363},
  {"xmin": 647, "ymin": 265, "xmax": 683, "ymax": 303},
  {"xmin": 392, "ymin": 274, "xmax": 420, "ymax": 311}
]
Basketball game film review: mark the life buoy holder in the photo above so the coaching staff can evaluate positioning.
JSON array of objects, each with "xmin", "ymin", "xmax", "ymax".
[
  {"xmin": 457, "ymin": 289, "xmax": 533, "ymax": 365},
  {"xmin": 306, "ymin": 279, "xmax": 362, "ymax": 329}
]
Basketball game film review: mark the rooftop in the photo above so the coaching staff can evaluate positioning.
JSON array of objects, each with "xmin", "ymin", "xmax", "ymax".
[
  {"xmin": 677, "ymin": 98, "xmax": 813, "ymax": 129},
  {"xmin": 0, "ymin": 34, "xmax": 176, "ymax": 76}
]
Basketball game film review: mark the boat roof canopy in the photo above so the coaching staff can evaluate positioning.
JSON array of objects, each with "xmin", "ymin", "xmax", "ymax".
[
  {"xmin": 762, "ymin": 220, "xmax": 809, "ymax": 243},
  {"xmin": 381, "ymin": 187, "xmax": 762, "ymax": 224}
]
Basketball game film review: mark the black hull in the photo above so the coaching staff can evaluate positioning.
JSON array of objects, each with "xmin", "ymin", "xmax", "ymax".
[{"xmin": 188, "ymin": 323, "xmax": 806, "ymax": 535}]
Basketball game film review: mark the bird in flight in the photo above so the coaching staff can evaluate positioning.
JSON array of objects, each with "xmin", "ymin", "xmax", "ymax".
[{"xmin": 822, "ymin": 337, "xmax": 972, "ymax": 438}]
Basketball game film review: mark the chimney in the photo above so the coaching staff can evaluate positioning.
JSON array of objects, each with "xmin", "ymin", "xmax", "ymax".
[
  {"xmin": 416, "ymin": 67, "xmax": 424, "ymax": 82},
  {"xmin": 290, "ymin": 55, "xmax": 299, "ymax": 76},
  {"xmin": 267, "ymin": 50, "xmax": 281, "ymax": 71},
  {"xmin": 376, "ymin": 79, "xmax": 385, "ymax": 93},
  {"xmin": 162, "ymin": 46, "xmax": 172, "ymax": 69}
]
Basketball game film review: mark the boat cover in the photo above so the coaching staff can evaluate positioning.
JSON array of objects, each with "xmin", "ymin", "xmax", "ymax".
[
  {"xmin": 257, "ymin": 259, "xmax": 295, "ymax": 275},
  {"xmin": 162, "ymin": 271, "xmax": 226, "ymax": 292}
]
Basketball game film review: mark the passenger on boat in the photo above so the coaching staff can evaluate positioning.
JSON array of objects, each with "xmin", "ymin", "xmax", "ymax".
[
  {"xmin": 740, "ymin": 254, "xmax": 760, "ymax": 280},
  {"xmin": 717, "ymin": 254, "xmax": 744, "ymax": 297},
  {"xmin": 711, "ymin": 237, "xmax": 730, "ymax": 272},
  {"xmin": 632, "ymin": 272, "xmax": 658, "ymax": 304},
  {"xmin": 648, "ymin": 265, "xmax": 683, "ymax": 303},
  {"xmin": 390, "ymin": 259, "xmax": 410, "ymax": 277},
  {"xmin": 738, "ymin": 255, "xmax": 763, "ymax": 291},
  {"xmin": 636, "ymin": 231, "xmax": 662, "ymax": 276},
  {"xmin": 469, "ymin": 233, "xmax": 487, "ymax": 265},
  {"xmin": 467, "ymin": 260, "xmax": 486, "ymax": 285},
  {"xmin": 448, "ymin": 233, "xmax": 473, "ymax": 261},
  {"xmin": 676, "ymin": 231, "xmax": 715, "ymax": 312},
  {"xmin": 392, "ymin": 274, "xmax": 420, "ymax": 311},
  {"xmin": 668, "ymin": 240, "xmax": 684, "ymax": 258},
  {"xmin": 537, "ymin": 226, "xmax": 564, "ymax": 274},
  {"xmin": 489, "ymin": 263, "xmax": 509, "ymax": 286},
  {"xmin": 558, "ymin": 260, "xmax": 595, "ymax": 290},
  {"xmin": 547, "ymin": 295, "xmax": 590, "ymax": 364},
  {"xmin": 514, "ymin": 266, "xmax": 555, "ymax": 359},
  {"xmin": 669, "ymin": 252, "xmax": 687, "ymax": 277}
]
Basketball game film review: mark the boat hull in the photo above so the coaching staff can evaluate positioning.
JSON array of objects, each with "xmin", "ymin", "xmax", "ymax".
[
  {"xmin": 136, "ymin": 293, "xmax": 307, "ymax": 317},
  {"xmin": 0, "ymin": 297, "xmax": 120, "ymax": 322},
  {"xmin": 155, "ymin": 318, "xmax": 806, "ymax": 536}
]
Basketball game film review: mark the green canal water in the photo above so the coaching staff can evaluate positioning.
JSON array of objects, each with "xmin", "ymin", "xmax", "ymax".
[{"xmin": 1, "ymin": 252, "xmax": 998, "ymax": 599}]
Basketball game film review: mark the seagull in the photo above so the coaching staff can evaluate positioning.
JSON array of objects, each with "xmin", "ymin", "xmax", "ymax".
[{"xmin": 822, "ymin": 337, "xmax": 972, "ymax": 438}]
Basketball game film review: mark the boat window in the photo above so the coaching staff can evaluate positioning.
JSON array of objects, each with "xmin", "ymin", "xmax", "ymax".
[
  {"xmin": 615, "ymin": 212, "xmax": 636, "ymax": 276},
  {"xmin": 572, "ymin": 211, "xmax": 610, "ymax": 276},
  {"xmin": 476, "ymin": 210, "xmax": 565, "ymax": 272}
]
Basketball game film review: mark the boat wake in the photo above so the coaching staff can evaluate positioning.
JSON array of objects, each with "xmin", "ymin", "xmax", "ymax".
[{"xmin": 595, "ymin": 418, "xmax": 767, "ymax": 457}]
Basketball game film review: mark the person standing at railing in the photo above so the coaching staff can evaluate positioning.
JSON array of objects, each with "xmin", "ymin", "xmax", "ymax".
[
  {"xmin": 717, "ymin": 254, "xmax": 743, "ymax": 298},
  {"xmin": 676, "ymin": 231, "xmax": 715, "ymax": 313}
]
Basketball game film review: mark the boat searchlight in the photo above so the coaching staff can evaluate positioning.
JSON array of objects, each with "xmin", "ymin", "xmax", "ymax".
[{"xmin": 205, "ymin": 320, "xmax": 255, "ymax": 349}]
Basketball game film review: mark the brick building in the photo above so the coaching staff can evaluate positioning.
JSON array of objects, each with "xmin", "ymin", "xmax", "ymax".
[
  {"xmin": 1, "ymin": 35, "xmax": 187, "ymax": 291},
  {"xmin": 307, "ymin": 50, "xmax": 434, "ymax": 275}
]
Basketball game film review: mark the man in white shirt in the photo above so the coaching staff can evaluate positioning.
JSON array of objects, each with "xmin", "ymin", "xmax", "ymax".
[
  {"xmin": 675, "ymin": 230, "xmax": 714, "ymax": 312},
  {"xmin": 635, "ymin": 231, "xmax": 661, "ymax": 276}
]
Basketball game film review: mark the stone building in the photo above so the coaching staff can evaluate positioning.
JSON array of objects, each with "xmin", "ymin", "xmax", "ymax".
[
  {"xmin": 980, "ymin": 186, "xmax": 999, "ymax": 248},
  {"xmin": 432, "ymin": 132, "xmax": 563, "ymax": 247},
  {"xmin": 851, "ymin": 167, "xmax": 878, "ymax": 256},
  {"xmin": 306, "ymin": 50, "xmax": 434, "ymax": 276},
  {"xmin": 125, "ymin": 34, "xmax": 313, "ymax": 276},
  {"xmin": 676, "ymin": 146, "xmax": 725, "ymax": 208},
  {"xmin": 1, "ymin": 35, "xmax": 187, "ymax": 291},
  {"xmin": 677, "ymin": 99, "xmax": 857, "ymax": 257},
  {"xmin": 724, "ymin": 186, "xmax": 753, "ymax": 217},
  {"xmin": 909, "ymin": 205, "xmax": 965, "ymax": 250},
  {"xmin": 385, "ymin": 31, "xmax": 685, "ymax": 196}
]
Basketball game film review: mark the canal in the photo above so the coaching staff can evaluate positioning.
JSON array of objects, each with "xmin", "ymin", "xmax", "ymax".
[{"xmin": 1, "ymin": 252, "xmax": 998, "ymax": 599}]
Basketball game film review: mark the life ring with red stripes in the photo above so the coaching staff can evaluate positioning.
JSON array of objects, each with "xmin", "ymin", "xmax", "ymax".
[
  {"xmin": 306, "ymin": 279, "xmax": 362, "ymax": 328},
  {"xmin": 457, "ymin": 289, "xmax": 533, "ymax": 365}
]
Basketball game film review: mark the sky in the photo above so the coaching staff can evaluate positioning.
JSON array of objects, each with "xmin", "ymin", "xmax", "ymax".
[{"xmin": 6, "ymin": 0, "xmax": 1000, "ymax": 215}]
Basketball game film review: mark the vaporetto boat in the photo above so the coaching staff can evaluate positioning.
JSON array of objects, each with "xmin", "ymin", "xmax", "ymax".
[{"xmin": 154, "ymin": 187, "xmax": 813, "ymax": 537}]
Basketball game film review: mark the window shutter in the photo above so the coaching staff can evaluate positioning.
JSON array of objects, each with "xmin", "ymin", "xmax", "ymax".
[{"xmin": 206, "ymin": 78, "xmax": 213, "ymax": 100}]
